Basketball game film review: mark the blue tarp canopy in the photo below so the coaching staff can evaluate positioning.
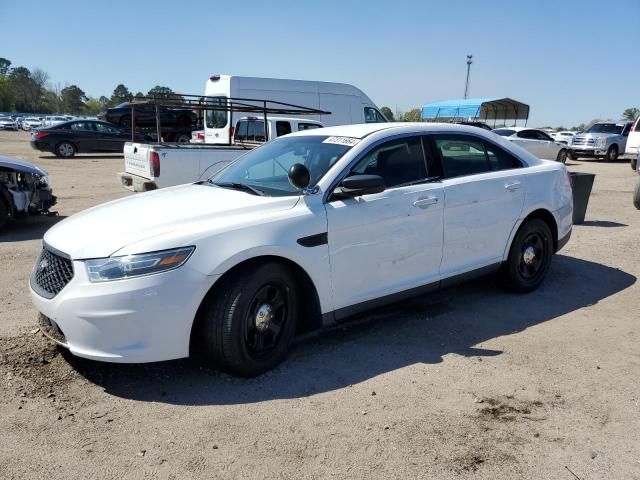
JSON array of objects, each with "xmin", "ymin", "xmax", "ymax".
[{"xmin": 421, "ymin": 97, "xmax": 529, "ymax": 122}]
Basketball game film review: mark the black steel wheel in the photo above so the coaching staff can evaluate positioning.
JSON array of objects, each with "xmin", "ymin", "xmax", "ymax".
[
  {"xmin": 604, "ymin": 145, "xmax": 618, "ymax": 163},
  {"xmin": 175, "ymin": 133, "xmax": 191, "ymax": 144},
  {"xmin": 55, "ymin": 141, "xmax": 76, "ymax": 158},
  {"xmin": 500, "ymin": 218, "xmax": 554, "ymax": 293},
  {"xmin": 195, "ymin": 262, "xmax": 299, "ymax": 377}
]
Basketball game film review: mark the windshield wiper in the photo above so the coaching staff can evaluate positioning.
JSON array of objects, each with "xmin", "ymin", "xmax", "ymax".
[{"xmin": 210, "ymin": 181, "xmax": 265, "ymax": 196}]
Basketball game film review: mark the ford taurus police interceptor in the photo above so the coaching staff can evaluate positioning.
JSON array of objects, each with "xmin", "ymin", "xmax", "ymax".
[{"xmin": 30, "ymin": 123, "xmax": 573, "ymax": 376}]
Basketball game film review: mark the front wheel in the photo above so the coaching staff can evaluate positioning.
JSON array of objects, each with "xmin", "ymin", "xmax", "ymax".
[
  {"xmin": 556, "ymin": 149, "xmax": 567, "ymax": 164},
  {"xmin": 175, "ymin": 133, "xmax": 191, "ymax": 144},
  {"xmin": 633, "ymin": 179, "xmax": 640, "ymax": 210},
  {"xmin": 0, "ymin": 200, "xmax": 8, "ymax": 231},
  {"xmin": 604, "ymin": 145, "xmax": 618, "ymax": 162},
  {"xmin": 567, "ymin": 150, "xmax": 578, "ymax": 161},
  {"xmin": 119, "ymin": 116, "xmax": 132, "ymax": 129},
  {"xmin": 195, "ymin": 262, "xmax": 299, "ymax": 377},
  {"xmin": 500, "ymin": 219, "xmax": 554, "ymax": 293}
]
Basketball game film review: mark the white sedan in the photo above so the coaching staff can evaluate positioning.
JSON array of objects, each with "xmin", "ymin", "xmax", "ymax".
[
  {"xmin": 493, "ymin": 127, "xmax": 569, "ymax": 163},
  {"xmin": 552, "ymin": 131, "xmax": 576, "ymax": 145},
  {"xmin": 30, "ymin": 123, "xmax": 573, "ymax": 376}
]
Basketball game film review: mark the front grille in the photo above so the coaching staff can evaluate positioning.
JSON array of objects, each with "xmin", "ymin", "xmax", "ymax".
[
  {"xmin": 30, "ymin": 247, "xmax": 74, "ymax": 299},
  {"xmin": 572, "ymin": 137, "xmax": 594, "ymax": 146}
]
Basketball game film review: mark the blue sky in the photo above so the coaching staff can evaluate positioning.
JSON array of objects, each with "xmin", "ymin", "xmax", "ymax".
[{"xmin": 2, "ymin": 0, "xmax": 639, "ymax": 126}]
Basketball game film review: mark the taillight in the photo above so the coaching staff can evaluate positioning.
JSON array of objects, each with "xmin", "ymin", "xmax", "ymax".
[
  {"xmin": 197, "ymin": 132, "xmax": 204, "ymax": 140},
  {"xmin": 150, "ymin": 151, "xmax": 160, "ymax": 177},
  {"xmin": 33, "ymin": 131, "xmax": 49, "ymax": 139}
]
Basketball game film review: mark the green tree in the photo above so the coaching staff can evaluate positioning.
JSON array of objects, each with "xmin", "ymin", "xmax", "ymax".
[
  {"xmin": 0, "ymin": 75, "xmax": 13, "ymax": 111},
  {"xmin": 8, "ymin": 67, "xmax": 41, "ymax": 112},
  {"xmin": 400, "ymin": 108, "xmax": 422, "ymax": 122},
  {"xmin": 134, "ymin": 91, "xmax": 144, "ymax": 98},
  {"xmin": 84, "ymin": 96, "xmax": 105, "ymax": 115},
  {"xmin": 61, "ymin": 85, "xmax": 86, "ymax": 113},
  {"xmin": 380, "ymin": 106, "xmax": 395, "ymax": 121},
  {"xmin": 110, "ymin": 84, "xmax": 132, "ymax": 106},
  {"xmin": 622, "ymin": 108, "xmax": 639, "ymax": 121},
  {"xmin": 0, "ymin": 58, "xmax": 11, "ymax": 76},
  {"xmin": 147, "ymin": 85, "xmax": 182, "ymax": 102}
]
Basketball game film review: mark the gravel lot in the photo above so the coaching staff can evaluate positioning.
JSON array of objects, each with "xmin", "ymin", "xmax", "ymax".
[{"xmin": 1, "ymin": 130, "xmax": 639, "ymax": 479}]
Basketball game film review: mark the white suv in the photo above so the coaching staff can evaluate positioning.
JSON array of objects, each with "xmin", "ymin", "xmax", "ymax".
[{"xmin": 30, "ymin": 123, "xmax": 573, "ymax": 376}]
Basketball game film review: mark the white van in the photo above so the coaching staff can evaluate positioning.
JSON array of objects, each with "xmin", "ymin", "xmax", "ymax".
[
  {"xmin": 204, "ymin": 74, "xmax": 386, "ymax": 144},
  {"xmin": 626, "ymin": 117, "xmax": 640, "ymax": 158}
]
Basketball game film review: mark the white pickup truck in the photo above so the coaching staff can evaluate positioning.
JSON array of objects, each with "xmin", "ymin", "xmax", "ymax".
[{"xmin": 119, "ymin": 116, "xmax": 323, "ymax": 191}]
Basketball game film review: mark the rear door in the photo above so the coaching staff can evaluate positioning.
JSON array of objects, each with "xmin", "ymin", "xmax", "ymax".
[
  {"xmin": 512, "ymin": 129, "xmax": 543, "ymax": 157},
  {"xmin": 432, "ymin": 134, "xmax": 525, "ymax": 277},
  {"xmin": 93, "ymin": 121, "xmax": 127, "ymax": 152},
  {"xmin": 68, "ymin": 121, "xmax": 100, "ymax": 152}
]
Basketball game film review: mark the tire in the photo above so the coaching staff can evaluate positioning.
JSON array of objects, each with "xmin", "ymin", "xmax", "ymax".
[
  {"xmin": 631, "ymin": 156, "xmax": 637, "ymax": 171},
  {"xmin": 55, "ymin": 141, "xmax": 76, "ymax": 158},
  {"xmin": 633, "ymin": 179, "xmax": 640, "ymax": 210},
  {"xmin": 604, "ymin": 145, "xmax": 618, "ymax": 163},
  {"xmin": 175, "ymin": 133, "xmax": 191, "ymax": 144},
  {"xmin": 0, "ymin": 200, "xmax": 8, "ymax": 231},
  {"xmin": 556, "ymin": 149, "xmax": 567, "ymax": 164},
  {"xmin": 196, "ymin": 262, "xmax": 299, "ymax": 377},
  {"xmin": 119, "ymin": 116, "xmax": 132, "ymax": 129},
  {"xmin": 500, "ymin": 218, "xmax": 554, "ymax": 293},
  {"xmin": 568, "ymin": 151, "xmax": 578, "ymax": 161}
]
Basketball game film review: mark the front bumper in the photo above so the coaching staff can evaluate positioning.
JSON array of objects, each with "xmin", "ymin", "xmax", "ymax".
[
  {"xmin": 117, "ymin": 172, "xmax": 157, "ymax": 192},
  {"xmin": 30, "ymin": 257, "xmax": 217, "ymax": 363},
  {"xmin": 569, "ymin": 146, "xmax": 608, "ymax": 157}
]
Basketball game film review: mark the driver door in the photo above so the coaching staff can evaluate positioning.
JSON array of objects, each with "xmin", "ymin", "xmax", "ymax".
[{"xmin": 325, "ymin": 136, "xmax": 444, "ymax": 311}]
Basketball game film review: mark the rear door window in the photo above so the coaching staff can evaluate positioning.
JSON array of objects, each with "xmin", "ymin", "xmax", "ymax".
[
  {"xmin": 298, "ymin": 123, "xmax": 321, "ymax": 131},
  {"xmin": 484, "ymin": 142, "xmax": 523, "ymax": 171},
  {"xmin": 70, "ymin": 122, "xmax": 96, "ymax": 131}
]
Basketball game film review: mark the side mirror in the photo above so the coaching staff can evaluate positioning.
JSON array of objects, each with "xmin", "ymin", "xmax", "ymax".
[
  {"xmin": 334, "ymin": 174, "xmax": 385, "ymax": 198},
  {"xmin": 288, "ymin": 163, "xmax": 310, "ymax": 189}
]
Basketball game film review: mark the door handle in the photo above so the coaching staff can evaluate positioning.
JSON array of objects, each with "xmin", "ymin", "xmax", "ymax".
[
  {"xmin": 413, "ymin": 196, "xmax": 439, "ymax": 208},
  {"xmin": 505, "ymin": 182, "xmax": 521, "ymax": 191}
]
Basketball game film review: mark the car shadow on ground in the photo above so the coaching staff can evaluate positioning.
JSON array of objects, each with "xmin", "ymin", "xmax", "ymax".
[
  {"xmin": 38, "ymin": 154, "xmax": 123, "ymax": 160},
  {"xmin": 0, "ymin": 214, "xmax": 66, "ymax": 242},
  {"xmin": 65, "ymin": 254, "xmax": 636, "ymax": 405},
  {"xmin": 580, "ymin": 220, "xmax": 628, "ymax": 228}
]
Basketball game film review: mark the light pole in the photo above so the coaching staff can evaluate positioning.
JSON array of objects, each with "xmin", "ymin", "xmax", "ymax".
[{"xmin": 464, "ymin": 55, "xmax": 473, "ymax": 99}]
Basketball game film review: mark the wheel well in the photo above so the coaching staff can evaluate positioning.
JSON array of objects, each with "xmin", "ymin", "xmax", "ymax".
[
  {"xmin": 190, "ymin": 255, "xmax": 323, "ymax": 351},
  {"xmin": 522, "ymin": 209, "xmax": 558, "ymax": 252}
]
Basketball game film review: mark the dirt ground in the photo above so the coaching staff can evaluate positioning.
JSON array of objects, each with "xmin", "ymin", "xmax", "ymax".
[{"xmin": 0, "ymin": 129, "xmax": 639, "ymax": 479}]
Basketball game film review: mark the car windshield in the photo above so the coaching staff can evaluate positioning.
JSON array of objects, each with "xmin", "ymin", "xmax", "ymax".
[
  {"xmin": 586, "ymin": 124, "xmax": 622, "ymax": 134},
  {"xmin": 210, "ymin": 135, "xmax": 354, "ymax": 197},
  {"xmin": 492, "ymin": 129, "xmax": 516, "ymax": 136}
]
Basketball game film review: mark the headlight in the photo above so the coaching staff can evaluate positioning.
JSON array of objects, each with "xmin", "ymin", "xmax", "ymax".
[
  {"xmin": 85, "ymin": 247, "xmax": 195, "ymax": 282},
  {"xmin": 596, "ymin": 138, "xmax": 607, "ymax": 148}
]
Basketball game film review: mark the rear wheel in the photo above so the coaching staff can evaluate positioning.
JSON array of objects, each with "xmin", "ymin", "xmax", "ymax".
[
  {"xmin": 501, "ymin": 219, "xmax": 554, "ymax": 293},
  {"xmin": 633, "ymin": 179, "xmax": 640, "ymax": 210},
  {"xmin": 196, "ymin": 262, "xmax": 299, "ymax": 377},
  {"xmin": 175, "ymin": 133, "xmax": 191, "ymax": 144},
  {"xmin": 119, "ymin": 116, "xmax": 132, "ymax": 129},
  {"xmin": 55, "ymin": 141, "xmax": 76, "ymax": 158},
  {"xmin": 604, "ymin": 145, "xmax": 618, "ymax": 162},
  {"xmin": 556, "ymin": 149, "xmax": 567, "ymax": 164}
]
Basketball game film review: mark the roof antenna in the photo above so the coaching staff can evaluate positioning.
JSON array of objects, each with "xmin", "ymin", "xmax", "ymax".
[{"xmin": 464, "ymin": 54, "xmax": 473, "ymax": 99}]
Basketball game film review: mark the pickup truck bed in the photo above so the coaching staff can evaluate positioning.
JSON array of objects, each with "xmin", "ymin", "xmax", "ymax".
[{"xmin": 119, "ymin": 143, "xmax": 253, "ymax": 191}]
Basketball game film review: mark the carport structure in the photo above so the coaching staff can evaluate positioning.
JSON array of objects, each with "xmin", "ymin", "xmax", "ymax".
[{"xmin": 421, "ymin": 97, "xmax": 530, "ymax": 127}]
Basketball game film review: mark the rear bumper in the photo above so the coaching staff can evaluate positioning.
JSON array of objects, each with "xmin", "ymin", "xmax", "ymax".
[
  {"xmin": 117, "ymin": 171, "xmax": 157, "ymax": 192},
  {"xmin": 30, "ymin": 140, "xmax": 52, "ymax": 153}
]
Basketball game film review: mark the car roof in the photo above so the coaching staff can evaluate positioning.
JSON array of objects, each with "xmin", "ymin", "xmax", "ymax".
[
  {"xmin": 238, "ymin": 116, "xmax": 323, "ymax": 124},
  {"xmin": 289, "ymin": 122, "xmax": 510, "ymax": 139}
]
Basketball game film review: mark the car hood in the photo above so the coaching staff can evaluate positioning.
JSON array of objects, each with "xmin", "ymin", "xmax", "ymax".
[
  {"xmin": 574, "ymin": 132, "xmax": 618, "ymax": 139},
  {"xmin": 44, "ymin": 184, "xmax": 300, "ymax": 259},
  {"xmin": 0, "ymin": 156, "xmax": 48, "ymax": 176}
]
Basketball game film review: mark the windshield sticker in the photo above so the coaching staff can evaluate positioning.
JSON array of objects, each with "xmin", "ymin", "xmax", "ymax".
[{"xmin": 322, "ymin": 136, "xmax": 360, "ymax": 146}]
